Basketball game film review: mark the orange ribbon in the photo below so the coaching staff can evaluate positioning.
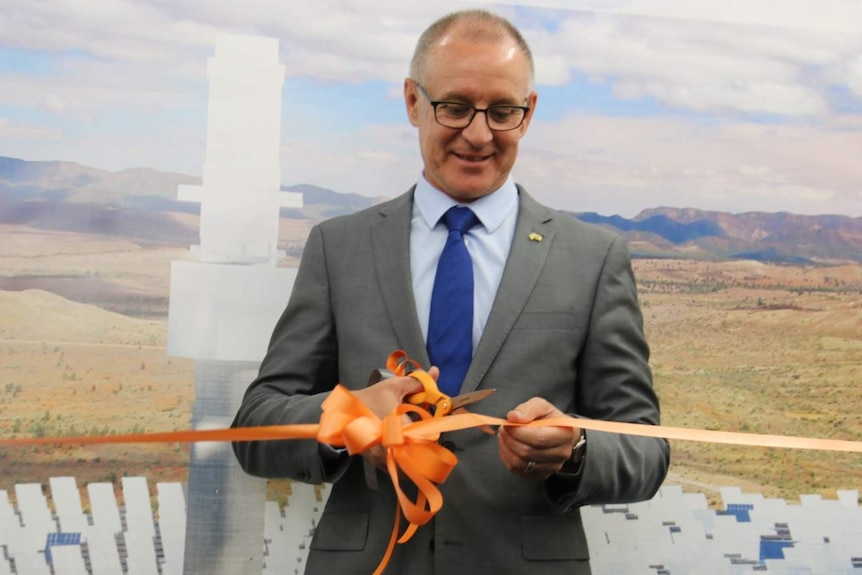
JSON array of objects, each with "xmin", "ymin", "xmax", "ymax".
[
  {"xmin": 2, "ymin": 355, "xmax": 861, "ymax": 573},
  {"xmin": 317, "ymin": 385, "xmax": 458, "ymax": 573}
]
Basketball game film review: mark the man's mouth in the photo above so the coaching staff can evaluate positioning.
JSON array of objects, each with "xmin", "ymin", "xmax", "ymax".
[{"xmin": 453, "ymin": 152, "xmax": 492, "ymax": 163}]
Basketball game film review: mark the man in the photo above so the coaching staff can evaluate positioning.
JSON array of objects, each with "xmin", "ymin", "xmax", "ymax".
[{"xmin": 232, "ymin": 9, "xmax": 669, "ymax": 575}]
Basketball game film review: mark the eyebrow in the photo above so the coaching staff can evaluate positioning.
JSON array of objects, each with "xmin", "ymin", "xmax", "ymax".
[{"xmin": 435, "ymin": 91, "xmax": 526, "ymax": 106}]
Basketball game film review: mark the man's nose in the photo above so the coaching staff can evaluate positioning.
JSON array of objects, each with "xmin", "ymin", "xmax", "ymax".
[{"xmin": 460, "ymin": 110, "xmax": 494, "ymax": 147}]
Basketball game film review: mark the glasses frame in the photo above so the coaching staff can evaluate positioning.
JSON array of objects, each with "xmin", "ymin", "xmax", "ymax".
[{"xmin": 414, "ymin": 83, "xmax": 531, "ymax": 132}]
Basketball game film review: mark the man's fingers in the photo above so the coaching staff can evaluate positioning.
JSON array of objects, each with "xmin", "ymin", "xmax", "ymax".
[
  {"xmin": 354, "ymin": 375, "xmax": 423, "ymax": 418},
  {"xmin": 501, "ymin": 423, "xmax": 567, "ymax": 452},
  {"xmin": 498, "ymin": 431, "xmax": 557, "ymax": 480},
  {"xmin": 501, "ymin": 397, "xmax": 578, "ymax": 454},
  {"xmin": 393, "ymin": 375, "xmax": 426, "ymax": 399},
  {"xmin": 506, "ymin": 397, "xmax": 563, "ymax": 423}
]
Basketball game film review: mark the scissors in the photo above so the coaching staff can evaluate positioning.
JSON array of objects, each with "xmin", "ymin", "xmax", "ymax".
[{"xmin": 367, "ymin": 350, "xmax": 495, "ymax": 418}]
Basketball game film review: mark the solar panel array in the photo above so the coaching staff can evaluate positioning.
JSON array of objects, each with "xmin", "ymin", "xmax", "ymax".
[
  {"xmin": 262, "ymin": 482, "xmax": 327, "ymax": 574},
  {"xmin": 0, "ymin": 477, "xmax": 167, "ymax": 575},
  {"xmin": 582, "ymin": 485, "xmax": 862, "ymax": 574},
  {"xmin": 0, "ymin": 478, "xmax": 859, "ymax": 574},
  {"xmin": 156, "ymin": 482, "xmax": 185, "ymax": 575},
  {"xmin": 121, "ymin": 477, "xmax": 158, "ymax": 575}
]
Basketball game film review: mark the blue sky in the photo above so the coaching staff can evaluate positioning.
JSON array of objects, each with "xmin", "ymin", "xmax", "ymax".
[{"xmin": 0, "ymin": 0, "xmax": 860, "ymax": 217}]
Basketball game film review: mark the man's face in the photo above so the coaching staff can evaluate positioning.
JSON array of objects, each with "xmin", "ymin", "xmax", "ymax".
[{"xmin": 404, "ymin": 34, "xmax": 537, "ymax": 202}]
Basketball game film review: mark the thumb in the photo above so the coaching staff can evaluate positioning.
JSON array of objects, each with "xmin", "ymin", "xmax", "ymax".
[
  {"xmin": 506, "ymin": 407, "xmax": 531, "ymax": 424},
  {"xmin": 506, "ymin": 398, "xmax": 555, "ymax": 423},
  {"xmin": 427, "ymin": 366, "xmax": 440, "ymax": 381}
]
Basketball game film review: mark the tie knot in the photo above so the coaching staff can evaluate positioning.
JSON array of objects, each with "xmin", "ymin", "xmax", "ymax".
[{"xmin": 442, "ymin": 206, "xmax": 479, "ymax": 235}]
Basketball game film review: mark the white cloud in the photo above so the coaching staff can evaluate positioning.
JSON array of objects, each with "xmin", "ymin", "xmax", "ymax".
[
  {"xmin": 124, "ymin": 1, "xmax": 453, "ymax": 83},
  {"xmin": 826, "ymin": 53, "xmax": 862, "ymax": 98},
  {"xmin": 0, "ymin": 1, "xmax": 218, "ymax": 60},
  {"xmin": 0, "ymin": 2, "xmax": 212, "ymax": 120},
  {"xmin": 0, "ymin": 117, "xmax": 61, "ymax": 140},
  {"xmin": 532, "ymin": 53, "xmax": 571, "ymax": 87},
  {"xmin": 516, "ymin": 113, "xmax": 862, "ymax": 216},
  {"xmin": 0, "ymin": 116, "xmax": 205, "ymax": 175},
  {"xmin": 0, "ymin": 68, "xmax": 203, "ymax": 122},
  {"xmin": 527, "ymin": 10, "xmax": 861, "ymax": 116},
  {"xmin": 510, "ymin": 0, "xmax": 862, "ymax": 33},
  {"xmin": 280, "ymin": 122, "xmax": 421, "ymax": 196}
]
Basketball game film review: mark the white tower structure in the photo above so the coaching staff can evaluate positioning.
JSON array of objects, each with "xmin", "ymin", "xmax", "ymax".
[{"xmin": 167, "ymin": 33, "xmax": 302, "ymax": 575}]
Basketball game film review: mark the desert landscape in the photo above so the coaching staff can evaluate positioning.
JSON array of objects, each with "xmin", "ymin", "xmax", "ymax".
[
  {"xmin": 0, "ymin": 219, "xmax": 860, "ymax": 508},
  {"xmin": 636, "ymin": 257, "xmax": 862, "ymax": 504}
]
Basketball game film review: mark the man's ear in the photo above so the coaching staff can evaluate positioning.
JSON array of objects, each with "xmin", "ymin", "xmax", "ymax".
[
  {"xmin": 518, "ymin": 91, "xmax": 538, "ymax": 136},
  {"xmin": 404, "ymin": 78, "xmax": 420, "ymax": 127}
]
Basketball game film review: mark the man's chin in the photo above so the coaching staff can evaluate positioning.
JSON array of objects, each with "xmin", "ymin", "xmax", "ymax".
[
  {"xmin": 444, "ymin": 186, "xmax": 496, "ymax": 202},
  {"xmin": 427, "ymin": 170, "xmax": 503, "ymax": 201},
  {"xmin": 445, "ymin": 175, "xmax": 503, "ymax": 201}
]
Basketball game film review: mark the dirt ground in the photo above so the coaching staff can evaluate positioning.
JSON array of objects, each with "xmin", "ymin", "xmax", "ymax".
[{"xmin": 635, "ymin": 258, "xmax": 862, "ymax": 505}]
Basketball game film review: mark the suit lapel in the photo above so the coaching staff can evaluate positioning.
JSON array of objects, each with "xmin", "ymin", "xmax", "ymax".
[
  {"xmin": 370, "ymin": 188, "xmax": 430, "ymax": 365},
  {"xmin": 462, "ymin": 188, "xmax": 555, "ymax": 392}
]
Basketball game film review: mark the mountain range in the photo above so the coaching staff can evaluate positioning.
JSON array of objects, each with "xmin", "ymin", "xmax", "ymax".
[{"xmin": 1, "ymin": 155, "xmax": 860, "ymax": 264}]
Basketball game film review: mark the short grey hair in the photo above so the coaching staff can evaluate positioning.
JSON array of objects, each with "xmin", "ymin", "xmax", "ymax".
[{"xmin": 410, "ymin": 9, "xmax": 535, "ymax": 89}]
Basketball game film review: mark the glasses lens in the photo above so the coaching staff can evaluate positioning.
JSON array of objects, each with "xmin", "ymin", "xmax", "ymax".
[
  {"xmin": 435, "ymin": 103, "xmax": 474, "ymax": 128},
  {"xmin": 486, "ymin": 107, "xmax": 525, "ymax": 130}
]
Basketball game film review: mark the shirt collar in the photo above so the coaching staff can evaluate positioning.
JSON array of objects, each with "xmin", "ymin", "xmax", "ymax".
[{"xmin": 414, "ymin": 173, "xmax": 518, "ymax": 233}]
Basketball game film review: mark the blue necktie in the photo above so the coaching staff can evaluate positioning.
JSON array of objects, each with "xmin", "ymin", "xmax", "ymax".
[{"xmin": 427, "ymin": 206, "xmax": 480, "ymax": 396}]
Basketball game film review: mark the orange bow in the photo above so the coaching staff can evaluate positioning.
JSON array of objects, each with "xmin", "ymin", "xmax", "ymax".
[{"xmin": 317, "ymin": 384, "xmax": 458, "ymax": 573}]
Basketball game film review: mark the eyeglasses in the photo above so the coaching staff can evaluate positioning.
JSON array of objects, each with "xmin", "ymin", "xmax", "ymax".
[{"xmin": 415, "ymin": 83, "xmax": 530, "ymax": 132}]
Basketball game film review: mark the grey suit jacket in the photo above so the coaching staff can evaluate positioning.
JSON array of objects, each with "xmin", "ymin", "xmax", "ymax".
[{"xmin": 232, "ymin": 187, "xmax": 669, "ymax": 575}]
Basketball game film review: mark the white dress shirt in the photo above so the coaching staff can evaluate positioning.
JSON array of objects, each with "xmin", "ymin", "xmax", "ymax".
[{"xmin": 410, "ymin": 173, "xmax": 519, "ymax": 352}]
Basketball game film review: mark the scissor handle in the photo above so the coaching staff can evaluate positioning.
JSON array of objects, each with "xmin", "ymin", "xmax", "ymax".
[
  {"xmin": 405, "ymin": 370, "xmax": 449, "ymax": 412},
  {"xmin": 386, "ymin": 350, "xmax": 423, "ymax": 376},
  {"xmin": 383, "ymin": 350, "xmax": 451, "ymax": 415}
]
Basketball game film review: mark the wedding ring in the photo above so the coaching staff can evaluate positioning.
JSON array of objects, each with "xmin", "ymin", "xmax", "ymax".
[{"xmin": 523, "ymin": 460, "xmax": 536, "ymax": 474}]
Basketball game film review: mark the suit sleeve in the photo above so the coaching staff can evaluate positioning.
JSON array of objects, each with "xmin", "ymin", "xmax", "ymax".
[
  {"xmin": 546, "ymin": 235, "xmax": 669, "ymax": 509},
  {"xmin": 231, "ymin": 224, "xmax": 348, "ymax": 483}
]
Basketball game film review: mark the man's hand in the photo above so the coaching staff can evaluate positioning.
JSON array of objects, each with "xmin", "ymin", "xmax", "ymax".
[
  {"xmin": 351, "ymin": 367, "xmax": 437, "ymax": 469},
  {"xmin": 497, "ymin": 397, "xmax": 580, "ymax": 480}
]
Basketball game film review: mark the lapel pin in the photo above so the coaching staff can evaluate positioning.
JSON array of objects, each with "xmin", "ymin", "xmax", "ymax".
[{"xmin": 528, "ymin": 232, "xmax": 543, "ymax": 242}]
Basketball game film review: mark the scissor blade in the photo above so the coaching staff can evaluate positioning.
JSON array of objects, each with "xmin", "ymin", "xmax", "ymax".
[{"xmin": 449, "ymin": 388, "xmax": 495, "ymax": 411}]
